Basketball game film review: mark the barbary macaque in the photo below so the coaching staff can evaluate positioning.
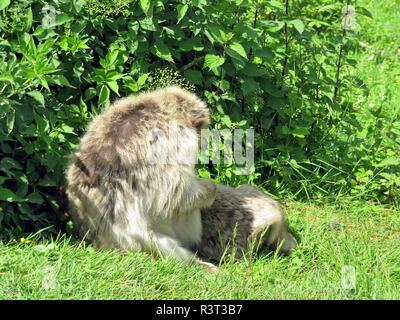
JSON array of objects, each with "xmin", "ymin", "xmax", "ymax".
[
  {"xmin": 66, "ymin": 86, "xmax": 217, "ymax": 271},
  {"xmin": 197, "ymin": 184, "xmax": 297, "ymax": 262}
]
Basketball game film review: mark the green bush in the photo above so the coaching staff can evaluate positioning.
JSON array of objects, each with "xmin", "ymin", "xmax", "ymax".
[{"xmin": 0, "ymin": 0, "xmax": 397, "ymax": 239}]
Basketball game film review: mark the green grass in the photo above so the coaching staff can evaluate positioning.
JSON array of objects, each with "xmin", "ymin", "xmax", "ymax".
[
  {"xmin": 355, "ymin": 0, "xmax": 400, "ymax": 124},
  {"xmin": 1, "ymin": 201, "xmax": 399, "ymax": 300}
]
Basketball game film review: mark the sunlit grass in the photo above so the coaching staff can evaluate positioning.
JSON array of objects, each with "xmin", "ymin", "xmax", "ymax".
[{"xmin": 1, "ymin": 201, "xmax": 399, "ymax": 300}]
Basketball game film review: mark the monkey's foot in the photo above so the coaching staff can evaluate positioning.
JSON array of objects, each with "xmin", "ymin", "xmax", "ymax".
[{"xmin": 197, "ymin": 260, "xmax": 219, "ymax": 273}]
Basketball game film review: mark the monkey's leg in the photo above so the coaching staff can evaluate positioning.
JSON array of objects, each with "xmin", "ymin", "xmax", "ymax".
[
  {"xmin": 149, "ymin": 232, "xmax": 218, "ymax": 272},
  {"xmin": 258, "ymin": 220, "xmax": 297, "ymax": 255},
  {"xmin": 273, "ymin": 228, "xmax": 298, "ymax": 255},
  {"xmin": 249, "ymin": 203, "xmax": 297, "ymax": 255}
]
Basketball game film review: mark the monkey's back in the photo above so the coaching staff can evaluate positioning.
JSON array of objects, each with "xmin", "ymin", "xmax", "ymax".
[
  {"xmin": 65, "ymin": 87, "xmax": 211, "ymax": 251},
  {"xmin": 198, "ymin": 184, "xmax": 284, "ymax": 261}
]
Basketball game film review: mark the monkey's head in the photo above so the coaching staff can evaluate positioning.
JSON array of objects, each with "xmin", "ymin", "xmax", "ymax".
[{"xmin": 161, "ymin": 86, "xmax": 210, "ymax": 132}]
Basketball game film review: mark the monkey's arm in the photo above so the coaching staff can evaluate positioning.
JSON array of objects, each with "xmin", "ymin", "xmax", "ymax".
[{"xmin": 167, "ymin": 177, "xmax": 216, "ymax": 216}]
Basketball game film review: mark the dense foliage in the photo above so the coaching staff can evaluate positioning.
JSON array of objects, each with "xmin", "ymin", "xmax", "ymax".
[{"xmin": 0, "ymin": 0, "xmax": 398, "ymax": 238}]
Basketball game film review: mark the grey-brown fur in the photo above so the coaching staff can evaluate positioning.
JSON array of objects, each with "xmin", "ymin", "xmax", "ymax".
[
  {"xmin": 197, "ymin": 184, "xmax": 297, "ymax": 262},
  {"xmin": 66, "ymin": 86, "xmax": 217, "ymax": 270}
]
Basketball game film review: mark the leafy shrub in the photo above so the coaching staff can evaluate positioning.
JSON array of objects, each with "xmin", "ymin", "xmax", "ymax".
[{"xmin": 0, "ymin": 0, "xmax": 396, "ymax": 239}]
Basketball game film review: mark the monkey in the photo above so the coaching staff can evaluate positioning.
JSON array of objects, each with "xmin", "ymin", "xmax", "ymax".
[
  {"xmin": 196, "ymin": 183, "xmax": 297, "ymax": 263},
  {"xmin": 66, "ymin": 86, "xmax": 218, "ymax": 271}
]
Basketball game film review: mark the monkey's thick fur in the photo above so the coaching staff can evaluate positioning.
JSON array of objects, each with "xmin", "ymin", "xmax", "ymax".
[
  {"xmin": 197, "ymin": 184, "xmax": 297, "ymax": 262},
  {"xmin": 66, "ymin": 86, "xmax": 217, "ymax": 270}
]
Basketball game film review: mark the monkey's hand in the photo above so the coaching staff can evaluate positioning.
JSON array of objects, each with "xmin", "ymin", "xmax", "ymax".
[
  {"xmin": 197, "ymin": 179, "xmax": 217, "ymax": 208},
  {"xmin": 166, "ymin": 176, "xmax": 216, "ymax": 216},
  {"xmin": 196, "ymin": 259, "xmax": 219, "ymax": 273}
]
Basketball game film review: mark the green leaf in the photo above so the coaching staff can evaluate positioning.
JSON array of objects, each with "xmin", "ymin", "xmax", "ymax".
[
  {"xmin": 140, "ymin": 0, "xmax": 153, "ymax": 17},
  {"xmin": 0, "ymin": 188, "xmax": 23, "ymax": 202},
  {"xmin": 73, "ymin": 0, "xmax": 84, "ymax": 13},
  {"xmin": 291, "ymin": 126, "xmax": 309, "ymax": 138},
  {"xmin": 137, "ymin": 73, "xmax": 149, "ymax": 86},
  {"xmin": 263, "ymin": 82, "xmax": 284, "ymax": 97},
  {"xmin": 184, "ymin": 70, "xmax": 203, "ymax": 85},
  {"xmin": 26, "ymin": 192, "xmax": 44, "ymax": 205},
  {"xmin": 33, "ymin": 111, "xmax": 50, "ymax": 133},
  {"xmin": 357, "ymin": 6, "xmax": 373, "ymax": 18},
  {"xmin": 107, "ymin": 81, "xmax": 119, "ymax": 95},
  {"xmin": 51, "ymin": 75, "xmax": 75, "ymax": 88},
  {"xmin": 98, "ymin": 85, "xmax": 110, "ymax": 106},
  {"xmin": 228, "ymin": 42, "xmax": 247, "ymax": 59},
  {"xmin": 38, "ymin": 176, "xmax": 57, "ymax": 187},
  {"xmin": 28, "ymin": 91, "xmax": 45, "ymax": 106},
  {"xmin": 218, "ymin": 79, "xmax": 230, "ymax": 91},
  {"xmin": 177, "ymin": 4, "xmax": 189, "ymax": 23},
  {"xmin": 241, "ymin": 63, "xmax": 266, "ymax": 77},
  {"xmin": 0, "ymin": 176, "xmax": 9, "ymax": 185},
  {"xmin": 0, "ymin": 74, "xmax": 13, "ymax": 84},
  {"xmin": 261, "ymin": 118, "xmax": 273, "ymax": 130},
  {"xmin": 180, "ymin": 38, "xmax": 204, "ymax": 52},
  {"xmin": 140, "ymin": 17, "xmax": 157, "ymax": 31},
  {"xmin": 290, "ymin": 19, "xmax": 305, "ymax": 34},
  {"xmin": 203, "ymin": 54, "xmax": 225, "ymax": 70},
  {"xmin": 152, "ymin": 41, "xmax": 174, "ymax": 62},
  {"xmin": 106, "ymin": 50, "xmax": 119, "ymax": 66},
  {"xmin": 124, "ymin": 77, "xmax": 139, "ymax": 93},
  {"xmin": 60, "ymin": 124, "xmax": 75, "ymax": 134},
  {"xmin": 254, "ymin": 48, "xmax": 275, "ymax": 63},
  {"xmin": 262, "ymin": 20, "xmax": 285, "ymax": 32},
  {"xmin": 84, "ymin": 87, "xmax": 97, "ymax": 101},
  {"xmin": 377, "ymin": 158, "xmax": 400, "ymax": 168},
  {"xmin": 0, "ymin": 0, "xmax": 10, "ymax": 10},
  {"xmin": 15, "ymin": 172, "xmax": 28, "ymax": 197},
  {"xmin": 241, "ymin": 77, "xmax": 260, "ymax": 95},
  {"xmin": 206, "ymin": 24, "xmax": 226, "ymax": 44},
  {"xmin": 269, "ymin": 0, "xmax": 285, "ymax": 10},
  {"xmin": 0, "ymin": 157, "xmax": 23, "ymax": 171},
  {"xmin": 197, "ymin": 168, "xmax": 211, "ymax": 179},
  {"xmin": 191, "ymin": 0, "xmax": 207, "ymax": 8},
  {"xmin": 106, "ymin": 71, "xmax": 123, "ymax": 81},
  {"xmin": 55, "ymin": 13, "xmax": 74, "ymax": 26},
  {"xmin": 39, "ymin": 77, "xmax": 50, "ymax": 91},
  {"xmin": 6, "ymin": 109, "xmax": 15, "ymax": 134},
  {"xmin": 25, "ymin": 7, "xmax": 33, "ymax": 32},
  {"xmin": 226, "ymin": 42, "xmax": 247, "ymax": 69},
  {"xmin": 128, "ymin": 21, "xmax": 139, "ymax": 35},
  {"xmin": 221, "ymin": 115, "xmax": 232, "ymax": 128}
]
